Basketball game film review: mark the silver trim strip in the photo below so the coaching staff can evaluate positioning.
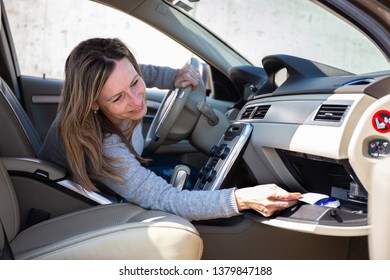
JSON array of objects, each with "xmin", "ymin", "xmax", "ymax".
[{"xmin": 57, "ymin": 179, "xmax": 114, "ymax": 205}]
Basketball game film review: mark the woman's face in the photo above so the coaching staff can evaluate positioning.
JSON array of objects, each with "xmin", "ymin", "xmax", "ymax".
[{"xmin": 92, "ymin": 57, "xmax": 147, "ymax": 126}]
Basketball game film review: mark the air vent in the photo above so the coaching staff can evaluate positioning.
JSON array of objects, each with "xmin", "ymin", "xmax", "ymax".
[
  {"xmin": 241, "ymin": 105, "xmax": 271, "ymax": 120},
  {"xmin": 314, "ymin": 104, "xmax": 349, "ymax": 122},
  {"xmin": 241, "ymin": 106, "xmax": 255, "ymax": 119},
  {"xmin": 253, "ymin": 105, "xmax": 271, "ymax": 119}
]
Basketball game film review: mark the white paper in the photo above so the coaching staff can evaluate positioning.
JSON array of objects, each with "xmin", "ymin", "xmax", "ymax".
[{"xmin": 299, "ymin": 192, "xmax": 329, "ymax": 205}]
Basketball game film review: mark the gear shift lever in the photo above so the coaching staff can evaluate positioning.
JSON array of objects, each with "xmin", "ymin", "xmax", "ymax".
[{"xmin": 170, "ymin": 165, "xmax": 191, "ymax": 191}]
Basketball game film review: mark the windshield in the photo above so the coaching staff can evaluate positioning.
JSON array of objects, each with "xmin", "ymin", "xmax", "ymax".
[{"xmin": 170, "ymin": 0, "xmax": 389, "ymax": 74}]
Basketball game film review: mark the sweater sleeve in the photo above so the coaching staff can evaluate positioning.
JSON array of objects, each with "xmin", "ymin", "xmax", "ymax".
[
  {"xmin": 140, "ymin": 64, "xmax": 178, "ymax": 90},
  {"xmin": 99, "ymin": 134, "xmax": 241, "ymax": 221}
]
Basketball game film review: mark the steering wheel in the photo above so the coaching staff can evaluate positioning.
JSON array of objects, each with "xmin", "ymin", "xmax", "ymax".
[
  {"xmin": 348, "ymin": 93, "xmax": 390, "ymax": 259},
  {"xmin": 145, "ymin": 58, "xmax": 206, "ymax": 152}
]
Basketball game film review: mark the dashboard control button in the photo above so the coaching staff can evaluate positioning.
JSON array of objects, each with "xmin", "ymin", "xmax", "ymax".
[
  {"xmin": 368, "ymin": 139, "xmax": 389, "ymax": 158},
  {"xmin": 206, "ymin": 170, "xmax": 217, "ymax": 182},
  {"xmin": 219, "ymin": 146, "xmax": 230, "ymax": 160}
]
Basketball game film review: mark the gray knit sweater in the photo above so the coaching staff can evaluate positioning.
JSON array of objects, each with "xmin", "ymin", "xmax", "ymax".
[
  {"xmin": 99, "ymin": 133, "xmax": 240, "ymax": 221},
  {"xmin": 140, "ymin": 64, "xmax": 177, "ymax": 89}
]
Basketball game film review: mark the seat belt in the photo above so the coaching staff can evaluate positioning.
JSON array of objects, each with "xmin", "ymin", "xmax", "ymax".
[{"xmin": 0, "ymin": 218, "xmax": 15, "ymax": 260}]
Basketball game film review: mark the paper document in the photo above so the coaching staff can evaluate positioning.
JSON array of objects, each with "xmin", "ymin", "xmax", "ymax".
[{"xmin": 299, "ymin": 193, "xmax": 329, "ymax": 205}]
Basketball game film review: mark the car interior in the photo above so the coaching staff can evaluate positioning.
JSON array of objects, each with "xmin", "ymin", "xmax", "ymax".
[{"xmin": 1, "ymin": 0, "xmax": 390, "ymax": 260}]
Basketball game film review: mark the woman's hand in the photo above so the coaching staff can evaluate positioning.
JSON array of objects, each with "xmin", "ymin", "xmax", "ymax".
[
  {"xmin": 174, "ymin": 64, "xmax": 200, "ymax": 89},
  {"xmin": 234, "ymin": 184, "xmax": 301, "ymax": 217}
]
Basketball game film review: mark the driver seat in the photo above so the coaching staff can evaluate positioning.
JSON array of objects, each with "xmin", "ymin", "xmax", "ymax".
[{"xmin": 0, "ymin": 77, "xmax": 41, "ymax": 158}]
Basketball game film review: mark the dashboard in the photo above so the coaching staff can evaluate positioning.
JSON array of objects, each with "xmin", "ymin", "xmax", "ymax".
[{"xmin": 196, "ymin": 54, "xmax": 390, "ymax": 237}]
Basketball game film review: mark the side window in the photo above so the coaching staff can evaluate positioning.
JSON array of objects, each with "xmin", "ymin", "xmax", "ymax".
[{"xmin": 4, "ymin": 0, "xmax": 192, "ymax": 79}]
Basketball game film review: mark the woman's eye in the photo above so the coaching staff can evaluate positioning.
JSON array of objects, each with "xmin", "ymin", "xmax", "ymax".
[
  {"xmin": 131, "ymin": 78, "xmax": 139, "ymax": 88},
  {"xmin": 113, "ymin": 94, "xmax": 122, "ymax": 102}
]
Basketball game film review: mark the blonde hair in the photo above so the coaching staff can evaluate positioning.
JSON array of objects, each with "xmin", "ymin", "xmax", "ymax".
[{"xmin": 57, "ymin": 38, "xmax": 146, "ymax": 191}]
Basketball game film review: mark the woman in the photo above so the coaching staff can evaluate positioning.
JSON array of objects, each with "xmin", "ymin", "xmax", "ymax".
[{"xmin": 39, "ymin": 37, "xmax": 301, "ymax": 221}]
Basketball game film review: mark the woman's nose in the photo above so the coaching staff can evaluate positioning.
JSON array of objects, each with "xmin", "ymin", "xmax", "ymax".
[{"xmin": 126, "ymin": 89, "xmax": 142, "ymax": 105}]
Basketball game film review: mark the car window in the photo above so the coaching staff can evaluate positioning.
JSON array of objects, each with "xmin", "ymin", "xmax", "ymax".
[
  {"xmin": 170, "ymin": 0, "xmax": 389, "ymax": 75},
  {"xmin": 3, "ymin": 0, "xmax": 192, "ymax": 79}
]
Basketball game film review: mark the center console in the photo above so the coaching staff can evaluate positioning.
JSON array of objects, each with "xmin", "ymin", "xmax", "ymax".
[{"xmin": 193, "ymin": 122, "xmax": 253, "ymax": 191}]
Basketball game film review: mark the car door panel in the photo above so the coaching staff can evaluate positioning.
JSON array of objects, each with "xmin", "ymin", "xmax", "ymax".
[{"xmin": 19, "ymin": 75, "xmax": 62, "ymax": 142}]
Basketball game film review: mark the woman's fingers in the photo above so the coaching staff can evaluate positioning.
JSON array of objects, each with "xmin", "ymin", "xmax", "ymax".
[
  {"xmin": 174, "ymin": 64, "xmax": 200, "ymax": 88},
  {"xmin": 234, "ymin": 184, "xmax": 301, "ymax": 217}
]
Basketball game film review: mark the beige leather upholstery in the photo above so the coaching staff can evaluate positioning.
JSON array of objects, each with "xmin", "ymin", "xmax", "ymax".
[{"xmin": 0, "ymin": 159, "xmax": 203, "ymax": 259}]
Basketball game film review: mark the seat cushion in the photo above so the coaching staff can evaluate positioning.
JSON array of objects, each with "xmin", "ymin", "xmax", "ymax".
[{"xmin": 11, "ymin": 203, "xmax": 203, "ymax": 260}]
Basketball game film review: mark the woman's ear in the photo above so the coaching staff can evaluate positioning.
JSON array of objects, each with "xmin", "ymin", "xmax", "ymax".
[{"xmin": 91, "ymin": 103, "xmax": 99, "ymax": 112}]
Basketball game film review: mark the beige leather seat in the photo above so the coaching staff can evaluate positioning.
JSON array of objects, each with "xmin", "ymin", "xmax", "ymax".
[
  {"xmin": 0, "ymin": 77, "xmax": 203, "ymax": 259},
  {"xmin": 0, "ymin": 157, "xmax": 203, "ymax": 259}
]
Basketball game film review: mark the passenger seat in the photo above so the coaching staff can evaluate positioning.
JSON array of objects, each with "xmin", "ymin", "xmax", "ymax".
[
  {"xmin": 0, "ymin": 77, "xmax": 203, "ymax": 259},
  {"xmin": 0, "ymin": 158, "xmax": 203, "ymax": 259}
]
